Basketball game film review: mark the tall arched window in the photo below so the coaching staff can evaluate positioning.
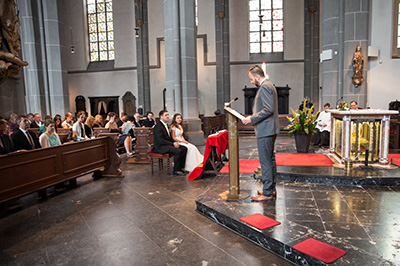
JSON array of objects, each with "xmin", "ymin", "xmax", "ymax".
[
  {"xmin": 87, "ymin": 0, "xmax": 114, "ymax": 62},
  {"xmin": 249, "ymin": 0, "xmax": 283, "ymax": 54}
]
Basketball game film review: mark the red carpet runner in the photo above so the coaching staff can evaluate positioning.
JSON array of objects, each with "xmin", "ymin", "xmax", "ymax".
[
  {"xmin": 389, "ymin": 154, "xmax": 400, "ymax": 167},
  {"xmin": 220, "ymin": 153, "xmax": 333, "ymax": 173},
  {"xmin": 239, "ymin": 213, "xmax": 281, "ymax": 230},
  {"xmin": 293, "ymin": 238, "xmax": 347, "ymax": 264}
]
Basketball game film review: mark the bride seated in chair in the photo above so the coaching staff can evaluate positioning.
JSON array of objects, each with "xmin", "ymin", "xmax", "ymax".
[{"xmin": 170, "ymin": 113, "xmax": 204, "ymax": 172}]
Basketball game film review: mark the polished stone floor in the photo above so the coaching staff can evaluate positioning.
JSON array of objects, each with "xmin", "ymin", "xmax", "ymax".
[{"xmin": 1, "ymin": 137, "xmax": 399, "ymax": 265}]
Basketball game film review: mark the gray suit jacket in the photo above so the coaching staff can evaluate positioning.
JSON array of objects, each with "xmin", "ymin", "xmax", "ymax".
[{"xmin": 250, "ymin": 80, "xmax": 280, "ymax": 138}]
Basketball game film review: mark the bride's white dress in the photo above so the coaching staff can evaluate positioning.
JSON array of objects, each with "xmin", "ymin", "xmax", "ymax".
[{"xmin": 171, "ymin": 126, "xmax": 204, "ymax": 172}]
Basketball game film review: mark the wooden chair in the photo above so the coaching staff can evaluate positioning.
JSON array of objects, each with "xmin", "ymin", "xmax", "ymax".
[{"xmin": 148, "ymin": 151, "xmax": 172, "ymax": 174}]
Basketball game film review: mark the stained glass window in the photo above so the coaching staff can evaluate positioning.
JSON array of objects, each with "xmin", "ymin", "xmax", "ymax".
[
  {"xmin": 249, "ymin": 0, "xmax": 283, "ymax": 54},
  {"xmin": 87, "ymin": 0, "xmax": 114, "ymax": 62},
  {"xmin": 398, "ymin": 1, "xmax": 400, "ymax": 48}
]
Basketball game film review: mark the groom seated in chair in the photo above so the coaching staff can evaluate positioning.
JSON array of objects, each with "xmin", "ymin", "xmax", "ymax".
[{"xmin": 153, "ymin": 110, "xmax": 188, "ymax": 176}]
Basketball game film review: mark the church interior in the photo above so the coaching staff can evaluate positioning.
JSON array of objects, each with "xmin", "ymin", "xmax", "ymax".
[{"xmin": 1, "ymin": 0, "xmax": 400, "ymax": 265}]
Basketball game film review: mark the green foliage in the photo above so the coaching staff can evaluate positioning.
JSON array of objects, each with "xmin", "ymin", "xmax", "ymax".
[{"xmin": 284, "ymin": 102, "xmax": 320, "ymax": 137}]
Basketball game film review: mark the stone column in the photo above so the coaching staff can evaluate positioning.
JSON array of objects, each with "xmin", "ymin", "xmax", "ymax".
[
  {"xmin": 164, "ymin": 0, "xmax": 182, "ymax": 114},
  {"xmin": 135, "ymin": 0, "xmax": 151, "ymax": 114},
  {"xmin": 19, "ymin": 0, "xmax": 69, "ymax": 117},
  {"xmin": 163, "ymin": 0, "xmax": 203, "ymax": 144},
  {"xmin": 304, "ymin": 0, "xmax": 320, "ymax": 109},
  {"xmin": 215, "ymin": 0, "xmax": 230, "ymax": 112},
  {"xmin": 321, "ymin": 0, "xmax": 369, "ymax": 108}
]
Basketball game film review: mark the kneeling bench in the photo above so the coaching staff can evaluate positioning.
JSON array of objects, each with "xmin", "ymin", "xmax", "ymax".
[{"xmin": 149, "ymin": 151, "xmax": 172, "ymax": 174}]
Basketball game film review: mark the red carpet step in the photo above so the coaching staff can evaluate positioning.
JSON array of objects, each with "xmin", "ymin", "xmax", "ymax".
[
  {"xmin": 220, "ymin": 153, "xmax": 333, "ymax": 173},
  {"xmin": 293, "ymin": 238, "xmax": 346, "ymax": 264}
]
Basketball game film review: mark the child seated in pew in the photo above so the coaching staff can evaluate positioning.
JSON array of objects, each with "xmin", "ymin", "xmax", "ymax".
[{"xmin": 105, "ymin": 112, "xmax": 134, "ymax": 157}]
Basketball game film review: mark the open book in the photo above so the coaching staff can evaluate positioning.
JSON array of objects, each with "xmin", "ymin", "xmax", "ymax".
[{"xmin": 224, "ymin": 106, "xmax": 245, "ymax": 120}]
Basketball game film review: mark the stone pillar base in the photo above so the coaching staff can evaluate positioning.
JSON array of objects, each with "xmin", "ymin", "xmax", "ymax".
[{"xmin": 185, "ymin": 118, "xmax": 205, "ymax": 146}]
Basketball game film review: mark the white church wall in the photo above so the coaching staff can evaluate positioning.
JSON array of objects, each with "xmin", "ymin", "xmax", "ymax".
[
  {"xmin": 64, "ymin": 0, "xmax": 88, "ymax": 71},
  {"xmin": 368, "ymin": 0, "xmax": 400, "ymax": 110},
  {"xmin": 114, "ymin": 0, "xmax": 136, "ymax": 68},
  {"xmin": 66, "ymin": 0, "xmax": 138, "ymax": 114},
  {"xmin": 68, "ymin": 71, "xmax": 138, "ymax": 116},
  {"xmin": 284, "ymin": 0, "xmax": 304, "ymax": 60}
]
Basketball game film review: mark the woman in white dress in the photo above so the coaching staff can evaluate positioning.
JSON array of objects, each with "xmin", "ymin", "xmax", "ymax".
[{"xmin": 170, "ymin": 113, "xmax": 204, "ymax": 172}]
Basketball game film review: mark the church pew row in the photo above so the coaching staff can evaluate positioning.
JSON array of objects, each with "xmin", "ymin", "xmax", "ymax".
[{"xmin": 0, "ymin": 136, "xmax": 123, "ymax": 204}]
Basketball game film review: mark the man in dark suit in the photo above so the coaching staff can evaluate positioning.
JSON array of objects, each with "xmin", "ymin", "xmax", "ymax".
[
  {"xmin": 29, "ymin": 113, "xmax": 42, "ymax": 128},
  {"xmin": 11, "ymin": 115, "xmax": 41, "ymax": 151},
  {"xmin": 153, "ymin": 110, "xmax": 187, "ymax": 176},
  {"xmin": 133, "ymin": 113, "xmax": 144, "ymax": 128},
  {"xmin": 143, "ymin": 112, "xmax": 155, "ymax": 127},
  {"xmin": 0, "ymin": 119, "xmax": 15, "ymax": 155},
  {"xmin": 242, "ymin": 65, "xmax": 279, "ymax": 201}
]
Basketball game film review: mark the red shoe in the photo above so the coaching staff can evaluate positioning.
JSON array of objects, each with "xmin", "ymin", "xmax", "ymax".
[
  {"xmin": 257, "ymin": 190, "xmax": 277, "ymax": 197},
  {"xmin": 251, "ymin": 195, "xmax": 274, "ymax": 201}
]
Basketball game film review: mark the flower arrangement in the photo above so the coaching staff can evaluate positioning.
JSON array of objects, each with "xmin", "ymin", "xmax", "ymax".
[
  {"xmin": 337, "ymin": 101, "xmax": 349, "ymax": 111},
  {"xmin": 284, "ymin": 102, "xmax": 320, "ymax": 137}
]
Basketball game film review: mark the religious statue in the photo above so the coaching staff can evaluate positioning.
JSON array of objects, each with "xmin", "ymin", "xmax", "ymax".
[
  {"xmin": 352, "ymin": 45, "xmax": 364, "ymax": 87},
  {"xmin": 0, "ymin": 0, "xmax": 28, "ymax": 85}
]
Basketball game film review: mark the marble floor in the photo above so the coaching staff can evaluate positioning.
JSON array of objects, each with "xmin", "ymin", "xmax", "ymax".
[{"xmin": 0, "ymin": 137, "xmax": 399, "ymax": 265}]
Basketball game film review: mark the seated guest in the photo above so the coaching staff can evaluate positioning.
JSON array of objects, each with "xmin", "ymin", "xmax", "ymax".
[
  {"xmin": 84, "ymin": 115, "xmax": 95, "ymax": 138},
  {"xmin": 30, "ymin": 113, "xmax": 42, "ymax": 128},
  {"xmin": 170, "ymin": 113, "xmax": 203, "ymax": 172},
  {"xmin": 121, "ymin": 116, "xmax": 135, "ymax": 138},
  {"xmin": 153, "ymin": 110, "xmax": 187, "ymax": 176},
  {"xmin": 61, "ymin": 112, "xmax": 74, "ymax": 129},
  {"xmin": 72, "ymin": 111, "xmax": 88, "ymax": 141},
  {"xmin": 9, "ymin": 113, "xmax": 19, "ymax": 133},
  {"xmin": 299, "ymin": 97, "xmax": 314, "ymax": 112},
  {"xmin": 0, "ymin": 119, "xmax": 15, "ymax": 155},
  {"xmin": 27, "ymin": 113, "xmax": 34, "ymax": 125},
  {"xmin": 11, "ymin": 115, "xmax": 41, "ymax": 150},
  {"xmin": 117, "ymin": 113, "xmax": 128, "ymax": 127},
  {"xmin": 350, "ymin": 101, "xmax": 360, "ymax": 110},
  {"xmin": 93, "ymin": 114, "xmax": 104, "ymax": 127},
  {"xmin": 106, "ymin": 112, "xmax": 134, "ymax": 156},
  {"xmin": 54, "ymin": 115, "xmax": 63, "ymax": 130},
  {"xmin": 39, "ymin": 119, "xmax": 61, "ymax": 148},
  {"xmin": 133, "ymin": 112, "xmax": 144, "ymax": 127},
  {"xmin": 39, "ymin": 115, "xmax": 52, "ymax": 134},
  {"xmin": 312, "ymin": 103, "xmax": 331, "ymax": 146},
  {"xmin": 143, "ymin": 111, "xmax": 156, "ymax": 127}
]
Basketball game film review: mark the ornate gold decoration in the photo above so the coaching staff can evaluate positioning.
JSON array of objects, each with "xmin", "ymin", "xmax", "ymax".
[
  {"xmin": 0, "ymin": 0, "xmax": 28, "ymax": 85},
  {"xmin": 352, "ymin": 45, "xmax": 364, "ymax": 88}
]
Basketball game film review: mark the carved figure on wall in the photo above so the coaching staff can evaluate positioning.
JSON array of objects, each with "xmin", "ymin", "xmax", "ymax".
[
  {"xmin": 352, "ymin": 45, "xmax": 364, "ymax": 88},
  {"xmin": 0, "ymin": 0, "xmax": 28, "ymax": 84}
]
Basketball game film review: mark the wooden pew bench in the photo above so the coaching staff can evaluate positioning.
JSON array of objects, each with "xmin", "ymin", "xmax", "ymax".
[
  {"xmin": 0, "ymin": 136, "xmax": 122, "ymax": 204},
  {"xmin": 200, "ymin": 114, "xmax": 226, "ymax": 137}
]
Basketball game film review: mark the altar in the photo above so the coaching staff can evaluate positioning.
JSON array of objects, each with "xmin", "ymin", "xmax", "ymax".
[{"xmin": 328, "ymin": 109, "xmax": 399, "ymax": 165}]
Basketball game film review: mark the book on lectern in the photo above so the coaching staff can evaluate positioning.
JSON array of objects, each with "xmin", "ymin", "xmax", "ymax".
[{"xmin": 224, "ymin": 106, "xmax": 245, "ymax": 120}]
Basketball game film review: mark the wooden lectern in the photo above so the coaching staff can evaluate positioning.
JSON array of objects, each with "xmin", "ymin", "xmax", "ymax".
[{"xmin": 224, "ymin": 106, "xmax": 249, "ymax": 200}]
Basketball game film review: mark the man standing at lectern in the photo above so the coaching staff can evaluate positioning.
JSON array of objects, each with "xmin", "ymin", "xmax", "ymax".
[{"xmin": 242, "ymin": 65, "xmax": 279, "ymax": 201}]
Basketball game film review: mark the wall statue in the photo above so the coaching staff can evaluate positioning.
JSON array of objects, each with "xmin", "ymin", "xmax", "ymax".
[
  {"xmin": 0, "ymin": 0, "xmax": 28, "ymax": 85},
  {"xmin": 352, "ymin": 45, "xmax": 364, "ymax": 88}
]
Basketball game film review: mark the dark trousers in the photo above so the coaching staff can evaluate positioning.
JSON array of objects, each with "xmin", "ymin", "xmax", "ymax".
[
  {"xmin": 312, "ymin": 130, "xmax": 330, "ymax": 146},
  {"xmin": 158, "ymin": 145, "xmax": 187, "ymax": 172},
  {"xmin": 257, "ymin": 135, "xmax": 277, "ymax": 197}
]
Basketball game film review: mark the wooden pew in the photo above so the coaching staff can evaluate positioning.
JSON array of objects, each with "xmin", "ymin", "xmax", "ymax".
[
  {"xmin": 127, "ymin": 127, "xmax": 153, "ymax": 164},
  {"xmin": 28, "ymin": 128, "xmax": 41, "ymax": 138},
  {"xmin": 200, "ymin": 114, "xmax": 226, "ymax": 137},
  {"xmin": 0, "ymin": 136, "xmax": 122, "ymax": 204},
  {"xmin": 57, "ymin": 128, "xmax": 72, "ymax": 144}
]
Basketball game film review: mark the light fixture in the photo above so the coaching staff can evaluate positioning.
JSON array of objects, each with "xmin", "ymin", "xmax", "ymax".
[
  {"xmin": 262, "ymin": 30, "xmax": 266, "ymax": 37},
  {"xmin": 70, "ymin": 45, "xmax": 75, "ymax": 54},
  {"xmin": 134, "ymin": 27, "xmax": 140, "ymax": 38}
]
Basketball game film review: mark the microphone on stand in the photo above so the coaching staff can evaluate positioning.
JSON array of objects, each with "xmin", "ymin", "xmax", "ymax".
[
  {"xmin": 225, "ymin": 97, "xmax": 238, "ymax": 107},
  {"xmin": 336, "ymin": 97, "xmax": 344, "ymax": 107}
]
